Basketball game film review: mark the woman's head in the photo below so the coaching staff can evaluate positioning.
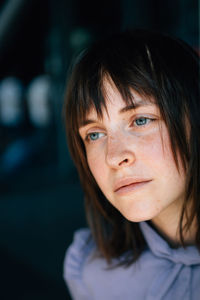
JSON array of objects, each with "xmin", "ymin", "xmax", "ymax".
[{"xmin": 65, "ymin": 30, "xmax": 200, "ymax": 260}]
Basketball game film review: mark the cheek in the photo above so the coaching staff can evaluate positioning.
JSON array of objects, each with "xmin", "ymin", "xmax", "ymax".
[
  {"xmin": 136, "ymin": 130, "xmax": 166, "ymax": 166},
  {"xmin": 87, "ymin": 148, "xmax": 106, "ymax": 182},
  {"xmin": 140, "ymin": 126, "xmax": 173, "ymax": 165},
  {"xmin": 143, "ymin": 129, "xmax": 186, "ymax": 189}
]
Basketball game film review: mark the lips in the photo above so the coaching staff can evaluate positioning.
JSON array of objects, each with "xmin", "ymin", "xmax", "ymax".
[{"xmin": 114, "ymin": 178, "xmax": 152, "ymax": 194}]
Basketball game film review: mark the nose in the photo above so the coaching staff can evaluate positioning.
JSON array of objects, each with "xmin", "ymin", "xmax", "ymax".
[{"xmin": 105, "ymin": 135, "xmax": 136, "ymax": 169}]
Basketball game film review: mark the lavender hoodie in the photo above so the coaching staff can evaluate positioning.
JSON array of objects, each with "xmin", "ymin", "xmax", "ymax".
[{"xmin": 64, "ymin": 222, "xmax": 200, "ymax": 300}]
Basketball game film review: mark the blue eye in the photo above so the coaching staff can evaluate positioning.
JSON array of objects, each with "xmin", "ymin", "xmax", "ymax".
[
  {"xmin": 87, "ymin": 132, "xmax": 105, "ymax": 141},
  {"xmin": 134, "ymin": 117, "xmax": 150, "ymax": 126},
  {"xmin": 89, "ymin": 133, "xmax": 99, "ymax": 140}
]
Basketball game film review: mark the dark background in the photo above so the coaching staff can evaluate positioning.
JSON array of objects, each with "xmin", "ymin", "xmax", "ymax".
[{"xmin": 0, "ymin": 0, "xmax": 199, "ymax": 299}]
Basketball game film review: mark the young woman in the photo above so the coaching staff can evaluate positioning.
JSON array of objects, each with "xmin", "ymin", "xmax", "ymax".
[{"xmin": 63, "ymin": 30, "xmax": 200, "ymax": 300}]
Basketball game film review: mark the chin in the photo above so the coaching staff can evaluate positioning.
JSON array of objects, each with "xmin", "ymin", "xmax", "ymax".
[
  {"xmin": 125, "ymin": 215, "xmax": 152, "ymax": 223},
  {"xmin": 120, "ymin": 208, "xmax": 158, "ymax": 223}
]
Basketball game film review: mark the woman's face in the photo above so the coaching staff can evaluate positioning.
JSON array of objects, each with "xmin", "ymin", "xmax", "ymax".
[{"xmin": 79, "ymin": 80, "xmax": 186, "ymax": 223}]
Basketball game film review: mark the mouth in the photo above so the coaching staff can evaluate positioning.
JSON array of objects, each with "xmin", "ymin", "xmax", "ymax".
[{"xmin": 114, "ymin": 179, "xmax": 152, "ymax": 195}]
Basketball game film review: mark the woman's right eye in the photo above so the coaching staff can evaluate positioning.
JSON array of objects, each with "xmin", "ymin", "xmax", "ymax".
[{"xmin": 86, "ymin": 132, "xmax": 105, "ymax": 142}]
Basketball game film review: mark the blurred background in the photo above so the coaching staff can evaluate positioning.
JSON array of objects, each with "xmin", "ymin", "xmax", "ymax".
[{"xmin": 0, "ymin": 0, "xmax": 199, "ymax": 299}]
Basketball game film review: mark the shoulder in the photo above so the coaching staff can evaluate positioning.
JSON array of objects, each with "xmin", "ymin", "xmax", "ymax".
[
  {"xmin": 64, "ymin": 228, "xmax": 95, "ymax": 279},
  {"xmin": 63, "ymin": 228, "xmax": 96, "ymax": 299}
]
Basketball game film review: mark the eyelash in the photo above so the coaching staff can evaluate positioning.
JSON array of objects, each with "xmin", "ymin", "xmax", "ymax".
[
  {"xmin": 85, "ymin": 116, "xmax": 156, "ymax": 142},
  {"xmin": 85, "ymin": 132, "xmax": 105, "ymax": 142},
  {"xmin": 131, "ymin": 116, "xmax": 156, "ymax": 127}
]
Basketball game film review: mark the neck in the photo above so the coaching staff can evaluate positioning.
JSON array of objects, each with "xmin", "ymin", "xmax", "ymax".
[{"xmin": 151, "ymin": 202, "xmax": 196, "ymax": 247}]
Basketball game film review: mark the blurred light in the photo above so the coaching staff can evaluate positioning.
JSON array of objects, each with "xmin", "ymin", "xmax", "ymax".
[
  {"xmin": 0, "ymin": 77, "xmax": 24, "ymax": 127},
  {"xmin": 27, "ymin": 75, "xmax": 51, "ymax": 128},
  {"xmin": 69, "ymin": 27, "xmax": 93, "ymax": 52}
]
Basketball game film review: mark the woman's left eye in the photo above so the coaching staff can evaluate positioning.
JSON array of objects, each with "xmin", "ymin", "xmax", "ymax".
[{"xmin": 133, "ymin": 117, "xmax": 154, "ymax": 127}]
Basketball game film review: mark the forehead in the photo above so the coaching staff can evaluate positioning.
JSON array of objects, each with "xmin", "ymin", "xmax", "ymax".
[
  {"xmin": 80, "ymin": 79, "xmax": 157, "ymax": 126},
  {"xmin": 104, "ymin": 78, "xmax": 155, "ymax": 107}
]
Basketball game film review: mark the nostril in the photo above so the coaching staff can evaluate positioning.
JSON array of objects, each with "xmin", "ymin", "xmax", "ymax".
[{"xmin": 119, "ymin": 158, "xmax": 129, "ymax": 166}]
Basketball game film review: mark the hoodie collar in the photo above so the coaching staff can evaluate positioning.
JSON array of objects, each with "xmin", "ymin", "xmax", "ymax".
[{"xmin": 139, "ymin": 222, "xmax": 200, "ymax": 266}]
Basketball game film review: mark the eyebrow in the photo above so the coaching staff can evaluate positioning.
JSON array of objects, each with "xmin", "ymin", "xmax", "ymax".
[
  {"xmin": 119, "ymin": 99, "xmax": 153, "ymax": 113},
  {"xmin": 79, "ymin": 100, "xmax": 154, "ymax": 128},
  {"xmin": 79, "ymin": 119, "xmax": 98, "ymax": 128}
]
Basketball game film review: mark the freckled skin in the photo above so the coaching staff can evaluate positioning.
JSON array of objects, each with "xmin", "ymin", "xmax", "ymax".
[{"xmin": 80, "ymin": 80, "xmax": 186, "ymax": 230}]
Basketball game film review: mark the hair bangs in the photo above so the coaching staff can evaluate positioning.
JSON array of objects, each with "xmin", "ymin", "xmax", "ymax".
[{"xmin": 74, "ymin": 45, "xmax": 160, "ymax": 131}]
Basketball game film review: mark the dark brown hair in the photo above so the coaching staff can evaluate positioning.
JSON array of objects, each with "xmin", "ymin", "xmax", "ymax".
[{"xmin": 64, "ymin": 30, "xmax": 200, "ymax": 265}]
